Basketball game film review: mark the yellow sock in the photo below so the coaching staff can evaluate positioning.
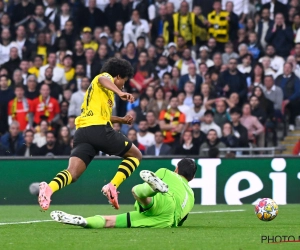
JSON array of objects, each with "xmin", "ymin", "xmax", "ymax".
[
  {"xmin": 48, "ymin": 170, "xmax": 72, "ymax": 193},
  {"xmin": 111, "ymin": 157, "xmax": 140, "ymax": 188}
]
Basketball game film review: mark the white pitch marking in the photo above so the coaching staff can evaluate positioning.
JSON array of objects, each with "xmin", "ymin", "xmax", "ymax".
[
  {"xmin": 0, "ymin": 220, "xmax": 53, "ymax": 226},
  {"xmin": 190, "ymin": 209, "xmax": 245, "ymax": 214}
]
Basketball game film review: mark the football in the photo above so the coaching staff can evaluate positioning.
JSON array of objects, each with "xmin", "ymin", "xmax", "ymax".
[{"xmin": 254, "ymin": 198, "xmax": 278, "ymax": 222}]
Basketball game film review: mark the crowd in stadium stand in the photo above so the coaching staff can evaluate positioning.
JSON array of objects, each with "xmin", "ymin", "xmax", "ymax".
[{"xmin": 0, "ymin": 0, "xmax": 300, "ymax": 157}]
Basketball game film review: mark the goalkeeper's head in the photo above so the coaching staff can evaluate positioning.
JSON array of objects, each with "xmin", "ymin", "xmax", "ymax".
[{"xmin": 176, "ymin": 158, "xmax": 197, "ymax": 182}]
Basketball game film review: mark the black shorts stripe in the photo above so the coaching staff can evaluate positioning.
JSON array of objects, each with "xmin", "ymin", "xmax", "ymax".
[
  {"xmin": 118, "ymin": 168, "xmax": 130, "ymax": 178},
  {"xmin": 127, "ymin": 212, "xmax": 131, "ymax": 228},
  {"xmin": 53, "ymin": 179, "xmax": 62, "ymax": 189},
  {"xmin": 120, "ymin": 162, "xmax": 134, "ymax": 173},
  {"xmin": 126, "ymin": 158, "xmax": 138, "ymax": 169}
]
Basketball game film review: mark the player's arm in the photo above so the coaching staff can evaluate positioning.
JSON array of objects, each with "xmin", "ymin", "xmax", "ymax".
[
  {"xmin": 111, "ymin": 115, "xmax": 133, "ymax": 125},
  {"xmin": 98, "ymin": 76, "xmax": 134, "ymax": 103}
]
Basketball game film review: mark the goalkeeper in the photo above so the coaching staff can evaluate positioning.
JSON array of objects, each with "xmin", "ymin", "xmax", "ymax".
[{"xmin": 51, "ymin": 158, "xmax": 196, "ymax": 228}]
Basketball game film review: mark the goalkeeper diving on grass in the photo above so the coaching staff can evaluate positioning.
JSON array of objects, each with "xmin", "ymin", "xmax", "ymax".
[
  {"xmin": 51, "ymin": 158, "xmax": 196, "ymax": 228},
  {"xmin": 39, "ymin": 58, "xmax": 143, "ymax": 211}
]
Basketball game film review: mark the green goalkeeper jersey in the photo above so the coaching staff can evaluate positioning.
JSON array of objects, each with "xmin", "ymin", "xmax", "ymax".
[{"xmin": 155, "ymin": 168, "xmax": 195, "ymax": 227}]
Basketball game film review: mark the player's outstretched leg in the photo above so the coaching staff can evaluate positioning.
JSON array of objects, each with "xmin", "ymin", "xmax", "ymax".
[
  {"xmin": 50, "ymin": 211, "xmax": 87, "ymax": 227},
  {"xmin": 131, "ymin": 170, "xmax": 168, "ymax": 209},
  {"xmin": 51, "ymin": 211, "xmax": 119, "ymax": 229},
  {"xmin": 140, "ymin": 170, "xmax": 169, "ymax": 193},
  {"xmin": 38, "ymin": 157, "xmax": 86, "ymax": 210},
  {"xmin": 102, "ymin": 144, "xmax": 142, "ymax": 210}
]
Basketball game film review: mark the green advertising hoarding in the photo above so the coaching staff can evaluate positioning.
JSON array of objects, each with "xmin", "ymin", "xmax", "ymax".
[{"xmin": 0, "ymin": 157, "xmax": 299, "ymax": 205}]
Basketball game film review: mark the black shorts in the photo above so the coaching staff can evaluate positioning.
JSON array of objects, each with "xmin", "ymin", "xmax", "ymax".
[{"xmin": 70, "ymin": 123, "xmax": 132, "ymax": 166}]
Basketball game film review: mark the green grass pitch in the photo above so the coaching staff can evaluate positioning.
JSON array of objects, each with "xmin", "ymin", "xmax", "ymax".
[{"xmin": 1, "ymin": 204, "xmax": 300, "ymax": 250}]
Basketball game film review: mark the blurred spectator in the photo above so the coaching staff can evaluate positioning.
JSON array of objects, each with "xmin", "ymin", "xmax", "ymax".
[
  {"xmin": 38, "ymin": 131, "xmax": 62, "ymax": 156},
  {"xmin": 54, "ymin": 2, "xmax": 72, "ymax": 31},
  {"xmin": 2, "ymin": 47, "xmax": 21, "ymax": 78},
  {"xmin": 8, "ymin": 85, "xmax": 33, "ymax": 131},
  {"xmin": 161, "ymin": 72, "xmax": 177, "ymax": 93},
  {"xmin": 0, "ymin": 74, "xmax": 14, "ymax": 135},
  {"xmin": 176, "ymin": 91, "xmax": 189, "ymax": 115},
  {"xmin": 156, "ymin": 55, "xmax": 172, "ymax": 80},
  {"xmin": 12, "ymin": 0, "xmax": 35, "ymax": 25},
  {"xmin": 145, "ymin": 130, "xmax": 171, "ymax": 156},
  {"xmin": 256, "ymin": 8, "xmax": 273, "ymax": 50},
  {"xmin": 265, "ymin": 13, "xmax": 293, "ymax": 58},
  {"xmin": 262, "ymin": 75, "xmax": 283, "ymax": 112},
  {"xmin": 124, "ymin": 10, "xmax": 149, "ymax": 47},
  {"xmin": 196, "ymin": 46, "xmax": 214, "ymax": 68},
  {"xmin": 247, "ymin": 32, "xmax": 262, "ymax": 60},
  {"xmin": 67, "ymin": 116, "xmax": 76, "ymax": 136},
  {"xmin": 171, "ymin": 66, "xmax": 180, "ymax": 87},
  {"xmin": 178, "ymin": 63, "xmax": 202, "ymax": 93},
  {"xmin": 199, "ymin": 129, "xmax": 226, "ymax": 157},
  {"xmin": 15, "ymin": 25, "xmax": 34, "ymax": 60},
  {"xmin": 220, "ymin": 122, "xmax": 239, "ymax": 148},
  {"xmin": 0, "ymin": 29, "xmax": 19, "ymax": 65},
  {"xmin": 240, "ymin": 103, "xmax": 264, "ymax": 146},
  {"xmin": 174, "ymin": 130, "xmax": 198, "ymax": 155},
  {"xmin": 67, "ymin": 63, "xmax": 86, "ymax": 92},
  {"xmin": 209, "ymin": 52, "xmax": 223, "ymax": 73},
  {"xmin": 261, "ymin": 44, "xmax": 284, "ymax": 73},
  {"xmin": 72, "ymin": 40, "xmax": 85, "ymax": 66},
  {"xmin": 54, "ymin": 100, "xmax": 69, "ymax": 129},
  {"xmin": 80, "ymin": 48, "xmax": 101, "ymax": 80},
  {"xmin": 172, "ymin": 1, "xmax": 206, "ymax": 47},
  {"xmin": 200, "ymin": 110, "xmax": 222, "ymax": 137},
  {"xmin": 262, "ymin": 0, "xmax": 288, "ymax": 21},
  {"xmin": 175, "ymin": 48, "xmax": 197, "ymax": 76},
  {"xmin": 191, "ymin": 118, "xmax": 206, "ymax": 148},
  {"xmin": 28, "ymin": 55, "xmax": 43, "ymax": 78},
  {"xmin": 127, "ymin": 128, "xmax": 145, "ymax": 155},
  {"xmin": 121, "ymin": 110, "xmax": 139, "ymax": 135},
  {"xmin": 25, "ymin": 75, "xmax": 39, "ymax": 100},
  {"xmin": 68, "ymin": 77, "xmax": 90, "ymax": 117},
  {"xmin": 151, "ymin": 5, "xmax": 172, "ymax": 45},
  {"xmin": 208, "ymin": 0, "xmax": 229, "ymax": 50},
  {"xmin": 148, "ymin": 86, "xmax": 168, "ymax": 117},
  {"xmin": 62, "ymin": 55, "xmax": 75, "ymax": 83},
  {"xmin": 130, "ymin": 51, "xmax": 155, "ymax": 91},
  {"xmin": 275, "ymin": 62, "xmax": 300, "ymax": 131},
  {"xmin": 80, "ymin": 1, "xmax": 105, "ymax": 34},
  {"xmin": 38, "ymin": 52, "xmax": 67, "ymax": 86},
  {"xmin": 104, "ymin": 0, "xmax": 123, "ymax": 32},
  {"xmin": 0, "ymin": 121, "xmax": 24, "ymax": 155},
  {"xmin": 137, "ymin": 119, "xmax": 155, "ymax": 147},
  {"xmin": 222, "ymin": 42, "xmax": 239, "ymax": 65},
  {"xmin": 186, "ymin": 94, "xmax": 206, "ymax": 124},
  {"xmin": 222, "ymin": 0, "xmax": 248, "ymax": 23},
  {"xmin": 219, "ymin": 58, "xmax": 248, "ymax": 103},
  {"xmin": 146, "ymin": 110, "xmax": 161, "ymax": 134},
  {"xmin": 225, "ymin": 1, "xmax": 239, "ymax": 42},
  {"xmin": 133, "ymin": 95, "xmax": 149, "ymax": 124},
  {"xmin": 33, "ymin": 120, "xmax": 49, "ymax": 147},
  {"xmin": 16, "ymin": 129, "xmax": 39, "ymax": 156},
  {"xmin": 58, "ymin": 125, "xmax": 71, "ymax": 150},
  {"xmin": 206, "ymin": 98, "xmax": 230, "ymax": 128},
  {"xmin": 249, "ymin": 95, "xmax": 267, "ymax": 125},
  {"xmin": 62, "ymin": 136, "xmax": 73, "ymax": 155},
  {"xmin": 12, "ymin": 69, "xmax": 24, "ymax": 86},
  {"xmin": 182, "ymin": 82, "xmax": 195, "ymax": 107},
  {"xmin": 159, "ymin": 96, "xmax": 185, "ymax": 145},
  {"xmin": 39, "ymin": 66, "xmax": 63, "ymax": 100},
  {"xmin": 32, "ymin": 84, "xmax": 60, "ymax": 125},
  {"xmin": 252, "ymin": 85, "xmax": 275, "ymax": 121}
]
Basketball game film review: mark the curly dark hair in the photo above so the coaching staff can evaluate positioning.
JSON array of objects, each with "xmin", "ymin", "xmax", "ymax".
[{"xmin": 100, "ymin": 57, "xmax": 134, "ymax": 79}]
